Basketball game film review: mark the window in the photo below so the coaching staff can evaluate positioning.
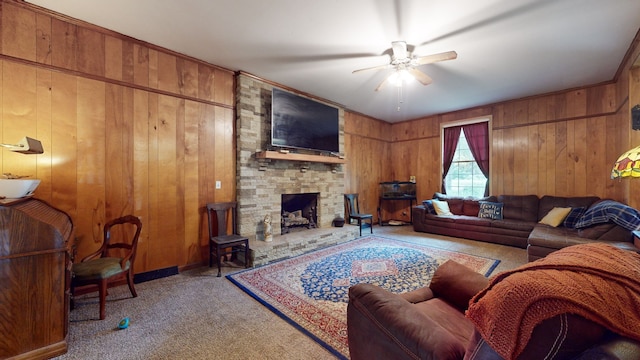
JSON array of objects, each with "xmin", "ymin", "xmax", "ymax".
[
  {"xmin": 442, "ymin": 120, "xmax": 490, "ymax": 198},
  {"xmin": 444, "ymin": 131, "xmax": 487, "ymax": 197}
]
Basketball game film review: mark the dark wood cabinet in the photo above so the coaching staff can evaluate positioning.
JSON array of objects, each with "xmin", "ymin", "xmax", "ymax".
[
  {"xmin": 377, "ymin": 196, "xmax": 416, "ymax": 225},
  {"xmin": 0, "ymin": 198, "xmax": 74, "ymax": 359},
  {"xmin": 378, "ymin": 181, "xmax": 416, "ymax": 225}
]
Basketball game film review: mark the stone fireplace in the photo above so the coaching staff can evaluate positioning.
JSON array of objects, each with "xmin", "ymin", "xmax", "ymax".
[{"xmin": 235, "ymin": 73, "xmax": 358, "ymax": 265}]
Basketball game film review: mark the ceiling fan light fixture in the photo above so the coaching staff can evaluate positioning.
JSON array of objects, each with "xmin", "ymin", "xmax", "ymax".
[{"xmin": 388, "ymin": 69, "xmax": 413, "ymax": 87}]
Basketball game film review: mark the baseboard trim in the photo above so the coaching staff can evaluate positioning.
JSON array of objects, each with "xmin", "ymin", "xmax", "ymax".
[{"xmin": 134, "ymin": 266, "xmax": 179, "ymax": 284}]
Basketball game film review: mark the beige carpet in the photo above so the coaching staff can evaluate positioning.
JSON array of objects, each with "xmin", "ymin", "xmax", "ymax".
[{"xmin": 57, "ymin": 226, "xmax": 527, "ymax": 360}]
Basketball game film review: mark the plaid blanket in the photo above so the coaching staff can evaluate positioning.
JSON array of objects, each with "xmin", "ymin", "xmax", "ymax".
[{"xmin": 574, "ymin": 199, "xmax": 640, "ymax": 231}]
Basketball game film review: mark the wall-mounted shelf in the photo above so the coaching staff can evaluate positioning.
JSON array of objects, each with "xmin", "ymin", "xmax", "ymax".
[{"xmin": 255, "ymin": 151, "xmax": 345, "ymax": 164}]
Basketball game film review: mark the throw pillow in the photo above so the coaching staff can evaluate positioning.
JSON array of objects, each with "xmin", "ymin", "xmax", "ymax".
[
  {"xmin": 563, "ymin": 207, "xmax": 587, "ymax": 228},
  {"xmin": 478, "ymin": 201, "xmax": 504, "ymax": 220},
  {"xmin": 433, "ymin": 192, "xmax": 464, "ymax": 214},
  {"xmin": 539, "ymin": 207, "xmax": 572, "ymax": 227},
  {"xmin": 422, "ymin": 200, "xmax": 436, "ymax": 214},
  {"xmin": 432, "ymin": 199, "xmax": 454, "ymax": 216}
]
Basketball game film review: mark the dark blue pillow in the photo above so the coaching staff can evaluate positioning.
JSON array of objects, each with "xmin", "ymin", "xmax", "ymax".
[
  {"xmin": 478, "ymin": 201, "xmax": 503, "ymax": 220},
  {"xmin": 563, "ymin": 207, "xmax": 586, "ymax": 228},
  {"xmin": 422, "ymin": 200, "xmax": 436, "ymax": 214}
]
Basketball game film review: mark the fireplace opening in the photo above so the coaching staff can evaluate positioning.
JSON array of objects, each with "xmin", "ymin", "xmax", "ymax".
[{"xmin": 281, "ymin": 193, "xmax": 318, "ymax": 234}]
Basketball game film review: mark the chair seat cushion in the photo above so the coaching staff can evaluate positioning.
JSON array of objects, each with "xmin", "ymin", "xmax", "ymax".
[
  {"xmin": 211, "ymin": 234, "xmax": 248, "ymax": 245},
  {"xmin": 73, "ymin": 257, "xmax": 129, "ymax": 280}
]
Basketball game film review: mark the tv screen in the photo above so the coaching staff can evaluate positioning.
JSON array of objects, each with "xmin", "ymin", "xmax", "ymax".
[{"xmin": 271, "ymin": 88, "xmax": 339, "ymax": 153}]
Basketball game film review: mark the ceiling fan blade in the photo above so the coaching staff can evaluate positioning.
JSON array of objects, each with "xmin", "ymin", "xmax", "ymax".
[
  {"xmin": 352, "ymin": 63, "xmax": 392, "ymax": 74},
  {"xmin": 268, "ymin": 52, "xmax": 381, "ymax": 63},
  {"xmin": 420, "ymin": 1, "xmax": 551, "ymax": 46},
  {"xmin": 407, "ymin": 68, "xmax": 433, "ymax": 86},
  {"xmin": 391, "ymin": 41, "xmax": 408, "ymax": 59},
  {"xmin": 414, "ymin": 51, "xmax": 458, "ymax": 65},
  {"xmin": 375, "ymin": 77, "xmax": 390, "ymax": 92}
]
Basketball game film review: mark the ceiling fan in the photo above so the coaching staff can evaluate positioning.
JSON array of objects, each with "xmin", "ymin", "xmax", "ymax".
[{"xmin": 353, "ymin": 41, "xmax": 457, "ymax": 91}]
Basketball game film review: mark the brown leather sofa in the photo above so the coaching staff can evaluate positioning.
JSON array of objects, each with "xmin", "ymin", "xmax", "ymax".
[
  {"xmin": 413, "ymin": 193, "xmax": 639, "ymax": 261},
  {"xmin": 347, "ymin": 259, "xmax": 640, "ymax": 360}
]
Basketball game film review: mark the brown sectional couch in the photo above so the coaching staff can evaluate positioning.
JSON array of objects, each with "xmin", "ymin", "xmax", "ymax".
[{"xmin": 413, "ymin": 193, "xmax": 640, "ymax": 261}]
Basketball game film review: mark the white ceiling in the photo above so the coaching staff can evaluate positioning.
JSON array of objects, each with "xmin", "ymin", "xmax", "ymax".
[{"xmin": 26, "ymin": 0, "xmax": 640, "ymax": 123}]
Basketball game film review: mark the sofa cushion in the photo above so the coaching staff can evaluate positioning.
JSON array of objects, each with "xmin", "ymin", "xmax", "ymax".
[
  {"xmin": 539, "ymin": 207, "xmax": 572, "ymax": 227},
  {"xmin": 478, "ymin": 201, "xmax": 503, "ymax": 220},
  {"xmin": 462, "ymin": 199, "xmax": 480, "ymax": 216},
  {"xmin": 563, "ymin": 206, "xmax": 587, "ymax": 228},
  {"xmin": 413, "ymin": 298, "xmax": 477, "ymax": 352},
  {"xmin": 447, "ymin": 198, "xmax": 465, "ymax": 215},
  {"xmin": 424, "ymin": 213, "xmax": 456, "ymax": 223},
  {"xmin": 529, "ymin": 225, "xmax": 637, "ymax": 254},
  {"xmin": 491, "ymin": 219, "xmax": 536, "ymax": 232},
  {"xmin": 595, "ymin": 224, "xmax": 633, "ymax": 242},
  {"xmin": 577, "ymin": 222, "xmax": 616, "ymax": 238},
  {"xmin": 434, "ymin": 193, "xmax": 466, "ymax": 215},
  {"xmin": 529, "ymin": 225, "xmax": 585, "ymax": 248},
  {"xmin": 575, "ymin": 199, "xmax": 640, "ymax": 231},
  {"xmin": 497, "ymin": 195, "xmax": 539, "ymax": 222},
  {"xmin": 454, "ymin": 216, "xmax": 492, "ymax": 227},
  {"xmin": 537, "ymin": 195, "xmax": 600, "ymax": 222},
  {"xmin": 577, "ymin": 223, "xmax": 634, "ymax": 243}
]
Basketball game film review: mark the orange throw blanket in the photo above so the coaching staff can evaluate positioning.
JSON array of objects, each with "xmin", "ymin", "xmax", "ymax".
[{"xmin": 466, "ymin": 243, "xmax": 640, "ymax": 360}]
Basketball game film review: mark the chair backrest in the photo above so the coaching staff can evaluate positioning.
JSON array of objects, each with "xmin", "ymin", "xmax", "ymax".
[
  {"xmin": 206, "ymin": 202, "xmax": 238, "ymax": 238},
  {"xmin": 344, "ymin": 193, "xmax": 361, "ymax": 218},
  {"xmin": 102, "ymin": 215, "xmax": 142, "ymax": 264}
]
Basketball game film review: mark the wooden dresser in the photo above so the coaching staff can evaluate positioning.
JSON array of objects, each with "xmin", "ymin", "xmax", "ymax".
[{"xmin": 0, "ymin": 198, "xmax": 74, "ymax": 359}]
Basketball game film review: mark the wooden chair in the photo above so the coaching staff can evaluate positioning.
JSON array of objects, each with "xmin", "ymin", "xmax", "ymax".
[
  {"xmin": 344, "ymin": 193, "xmax": 373, "ymax": 236},
  {"xmin": 71, "ymin": 215, "xmax": 142, "ymax": 320},
  {"xmin": 206, "ymin": 202, "xmax": 250, "ymax": 277}
]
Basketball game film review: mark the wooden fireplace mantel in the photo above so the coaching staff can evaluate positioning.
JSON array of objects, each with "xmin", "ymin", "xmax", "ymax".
[{"xmin": 255, "ymin": 150, "xmax": 345, "ymax": 164}]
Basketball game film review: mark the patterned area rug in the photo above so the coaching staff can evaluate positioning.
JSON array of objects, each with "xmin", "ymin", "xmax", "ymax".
[{"xmin": 227, "ymin": 235, "xmax": 500, "ymax": 359}]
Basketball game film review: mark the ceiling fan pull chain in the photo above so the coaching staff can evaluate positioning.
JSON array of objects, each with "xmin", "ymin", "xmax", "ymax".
[{"xmin": 397, "ymin": 84, "xmax": 404, "ymax": 112}]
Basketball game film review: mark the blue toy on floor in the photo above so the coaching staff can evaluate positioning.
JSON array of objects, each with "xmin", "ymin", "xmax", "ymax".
[{"xmin": 118, "ymin": 317, "xmax": 130, "ymax": 329}]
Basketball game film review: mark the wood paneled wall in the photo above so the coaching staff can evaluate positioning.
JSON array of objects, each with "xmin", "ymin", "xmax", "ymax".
[
  {"xmin": 343, "ymin": 111, "xmax": 391, "ymax": 221},
  {"xmin": 360, "ymin": 84, "xmax": 629, "ymax": 209},
  {"xmin": 0, "ymin": 1, "xmax": 235, "ymax": 273}
]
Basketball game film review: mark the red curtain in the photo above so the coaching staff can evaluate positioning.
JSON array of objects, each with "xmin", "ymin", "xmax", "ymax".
[
  {"xmin": 463, "ymin": 122, "xmax": 490, "ymax": 196},
  {"xmin": 442, "ymin": 126, "xmax": 462, "ymax": 193}
]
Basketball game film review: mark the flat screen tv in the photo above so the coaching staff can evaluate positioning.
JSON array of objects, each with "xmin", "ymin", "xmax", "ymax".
[{"xmin": 271, "ymin": 88, "xmax": 339, "ymax": 153}]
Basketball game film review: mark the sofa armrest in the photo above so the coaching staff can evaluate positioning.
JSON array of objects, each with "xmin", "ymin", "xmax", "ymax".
[
  {"xmin": 413, "ymin": 205, "xmax": 427, "ymax": 222},
  {"xmin": 347, "ymin": 283, "xmax": 467, "ymax": 360},
  {"xmin": 399, "ymin": 260, "xmax": 489, "ymax": 306},
  {"xmin": 429, "ymin": 260, "xmax": 490, "ymax": 311},
  {"xmin": 399, "ymin": 286, "xmax": 434, "ymax": 303}
]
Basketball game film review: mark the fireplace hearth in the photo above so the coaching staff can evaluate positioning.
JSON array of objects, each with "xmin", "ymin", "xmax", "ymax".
[{"xmin": 281, "ymin": 193, "xmax": 318, "ymax": 234}]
